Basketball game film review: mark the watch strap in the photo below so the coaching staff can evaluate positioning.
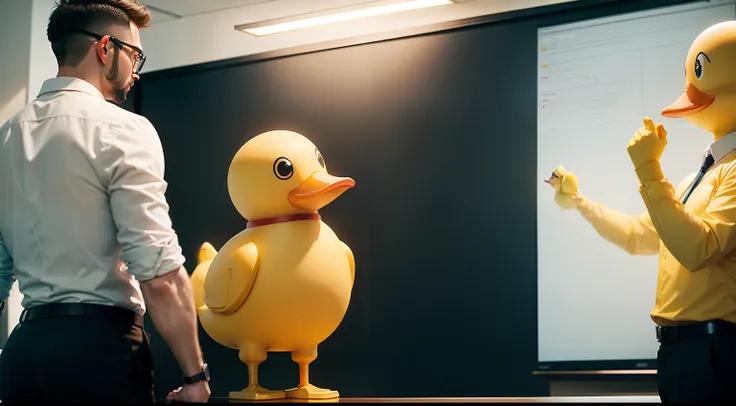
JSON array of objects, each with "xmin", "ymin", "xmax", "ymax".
[{"xmin": 183, "ymin": 363, "xmax": 210, "ymax": 385}]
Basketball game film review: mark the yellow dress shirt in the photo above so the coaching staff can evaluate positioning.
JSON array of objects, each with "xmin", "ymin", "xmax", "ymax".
[{"xmin": 577, "ymin": 132, "xmax": 736, "ymax": 327}]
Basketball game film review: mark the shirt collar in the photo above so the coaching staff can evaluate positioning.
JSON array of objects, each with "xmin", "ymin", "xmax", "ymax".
[
  {"xmin": 707, "ymin": 131, "xmax": 736, "ymax": 163},
  {"xmin": 37, "ymin": 77, "xmax": 105, "ymax": 100}
]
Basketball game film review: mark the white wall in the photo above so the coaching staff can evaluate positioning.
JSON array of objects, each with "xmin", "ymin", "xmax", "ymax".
[
  {"xmin": 140, "ymin": 0, "xmax": 575, "ymax": 73},
  {"xmin": 0, "ymin": 0, "xmax": 33, "ymax": 344},
  {"xmin": 28, "ymin": 0, "xmax": 61, "ymax": 103},
  {"xmin": 0, "ymin": 0, "xmax": 32, "ymax": 120}
]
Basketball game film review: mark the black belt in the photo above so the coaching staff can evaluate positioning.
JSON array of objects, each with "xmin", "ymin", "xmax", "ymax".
[
  {"xmin": 656, "ymin": 320, "xmax": 736, "ymax": 343},
  {"xmin": 19, "ymin": 303, "xmax": 144, "ymax": 326}
]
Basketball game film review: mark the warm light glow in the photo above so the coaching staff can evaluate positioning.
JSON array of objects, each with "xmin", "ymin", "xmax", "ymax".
[{"xmin": 238, "ymin": 0, "xmax": 454, "ymax": 37}]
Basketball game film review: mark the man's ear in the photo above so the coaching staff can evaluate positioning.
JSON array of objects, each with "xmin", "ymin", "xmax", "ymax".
[{"xmin": 96, "ymin": 36, "xmax": 111, "ymax": 63}]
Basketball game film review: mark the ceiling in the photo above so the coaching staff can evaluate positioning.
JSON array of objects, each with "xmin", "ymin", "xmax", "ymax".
[{"xmin": 142, "ymin": 0, "xmax": 481, "ymax": 23}]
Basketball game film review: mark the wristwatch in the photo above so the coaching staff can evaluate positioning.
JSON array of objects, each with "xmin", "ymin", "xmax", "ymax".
[
  {"xmin": 0, "ymin": 300, "xmax": 5, "ymax": 316},
  {"xmin": 183, "ymin": 363, "xmax": 210, "ymax": 385}
]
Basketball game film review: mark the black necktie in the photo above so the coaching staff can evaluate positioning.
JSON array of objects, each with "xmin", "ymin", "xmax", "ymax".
[{"xmin": 681, "ymin": 153, "xmax": 715, "ymax": 204}]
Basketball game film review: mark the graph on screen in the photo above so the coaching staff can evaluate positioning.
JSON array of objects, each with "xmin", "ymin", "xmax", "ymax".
[{"xmin": 537, "ymin": 0, "xmax": 736, "ymax": 366}]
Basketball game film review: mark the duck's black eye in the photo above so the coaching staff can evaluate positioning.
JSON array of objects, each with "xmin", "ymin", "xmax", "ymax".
[
  {"xmin": 315, "ymin": 148, "xmax": 326, "ymax": 168},
  {"xmin": 273, "ymin": 157, "xmax": 293, "ymax": 180},
  {"xmin": 694, "ymin": 52, "xmax": 708, "ymax": 80}
]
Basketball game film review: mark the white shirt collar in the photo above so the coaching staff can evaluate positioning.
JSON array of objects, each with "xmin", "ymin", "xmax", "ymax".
[
  {"xmin": 37, "ymin": 77, "xmax": 105, "ymax": 100},
  {"xmin": 705, "ymin": 130, "xmax": 736, "ymax": 163}
]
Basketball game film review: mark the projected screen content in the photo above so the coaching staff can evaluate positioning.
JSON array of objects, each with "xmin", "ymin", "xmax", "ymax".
[{"xmin": 537, "ymin": 0, "xmax": 736, "ymax": 365}]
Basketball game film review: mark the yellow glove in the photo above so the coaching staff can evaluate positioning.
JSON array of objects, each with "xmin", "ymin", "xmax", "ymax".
[
  {"xmin": 627, "ymin": 117, "xmax": 667, "ymax": 169},
  {"xmin": 545, "ymin": 165, "xmax": 581, "ymax": 210}
]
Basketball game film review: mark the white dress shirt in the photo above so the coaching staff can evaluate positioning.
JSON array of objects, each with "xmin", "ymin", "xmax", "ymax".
[{"xmin": 0, "ymin": 77, "xmax": 185, "ymax": 315}]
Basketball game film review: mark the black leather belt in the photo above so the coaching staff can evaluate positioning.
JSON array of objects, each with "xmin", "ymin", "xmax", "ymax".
[
  {"xmin": 19, "ymin": 303, "xmax": 144, "ymax": 326},
  {"xmin": 656, "ymin": 320, "xmax": 736, "ymax": 343}
]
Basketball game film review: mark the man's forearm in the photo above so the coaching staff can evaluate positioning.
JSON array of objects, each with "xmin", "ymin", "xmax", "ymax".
[
  {"xmin": 0, "ymin": 274, "xmax": 15, "ymax": 304},
  {"xmin": 141, "ymin": 267, "xmax": 204, "ymax": 377},
  {"xmin": 635, "ymin": 161, "xmax": 735, "ymax": 271},
  {"xmin": 575, "ymin": 196, "xmax": 661, "ymax": 255}
]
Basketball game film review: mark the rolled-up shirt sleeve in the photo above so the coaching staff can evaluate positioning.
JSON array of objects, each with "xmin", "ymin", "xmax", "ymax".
[
  {"xmin": 0, "ymin": 231, "xmax": 15, "ymax": 300},
  {"xmin": 103, "ymin": 115, "xmax": 185, "ymax": 282}
]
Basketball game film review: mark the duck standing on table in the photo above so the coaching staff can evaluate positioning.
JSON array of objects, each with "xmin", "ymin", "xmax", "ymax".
[
  {"xmin": 191, "ymin": 130, "xmax": 356, "ymax": 401},
  {"xmin": 547, "ymin": 21, "xmax": 736, "ymax": 402}
]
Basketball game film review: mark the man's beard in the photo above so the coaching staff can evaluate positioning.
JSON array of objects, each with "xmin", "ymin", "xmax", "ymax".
[{"xmin": 105, "ymin": 49, "xmax": 131, "ymax": 105}]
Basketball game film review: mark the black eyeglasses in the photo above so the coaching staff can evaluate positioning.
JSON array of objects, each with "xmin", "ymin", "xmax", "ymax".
[{"xmin": 75, "ymin": 30, "xmax": 146, "ymax": 74}]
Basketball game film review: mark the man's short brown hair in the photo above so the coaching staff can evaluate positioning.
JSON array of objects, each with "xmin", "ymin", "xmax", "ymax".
[{"xmin": 47, "ymin": 0, "xmax": 151, "ymax": 67}]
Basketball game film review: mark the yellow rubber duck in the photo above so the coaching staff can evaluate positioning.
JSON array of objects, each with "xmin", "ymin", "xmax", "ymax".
[
  {"xmin": 662, "ymin": 21, "xmax": 736, "ymax": 136},
  {"xmin": 544, "ymin": 165, "xmax": 580, "ymax": 210},
  {"xmin": 190, "ymin": 130, "xmax": 356, "ymax": 401}
]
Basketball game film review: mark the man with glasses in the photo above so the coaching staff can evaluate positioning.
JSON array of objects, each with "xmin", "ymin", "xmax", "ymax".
[
  {"xmin": 76, "ymin": 29, "xmax": 147, "ymax": 103},
  {"xmin": 0, "ymin": 0, "xmax": 210, "ymax": 402}
]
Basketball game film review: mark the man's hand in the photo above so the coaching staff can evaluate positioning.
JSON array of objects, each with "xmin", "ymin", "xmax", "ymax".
[
  {"xmin": 627, "ymin": 117, "xmax": 668, "ymax": 168},
  {"xmin": 166, "ymin": 381, "xmax": 211, "ymax": 403}
]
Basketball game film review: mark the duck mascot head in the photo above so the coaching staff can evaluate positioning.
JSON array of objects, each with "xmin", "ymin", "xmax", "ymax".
[
  {"xmin": 623, "ymin": 21, "xmax": 736, "ymax": 194},
  {"xmin": 190, "ymin": 130, "xmax": 356, "ymax": 401},
  {"xmin": 662, "ymin": 21, "xmax": 736, "ymax": 136}
]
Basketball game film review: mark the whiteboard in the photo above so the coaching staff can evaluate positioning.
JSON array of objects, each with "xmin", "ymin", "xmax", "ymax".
[{"xmin": 537, "ymin": 0, "xmax": 736, "ymax": 364}]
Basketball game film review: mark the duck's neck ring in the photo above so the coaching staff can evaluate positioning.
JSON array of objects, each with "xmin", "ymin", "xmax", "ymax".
[{"xmin": 246, "ymin": 213, "xmax": 320, "ymax": 229}]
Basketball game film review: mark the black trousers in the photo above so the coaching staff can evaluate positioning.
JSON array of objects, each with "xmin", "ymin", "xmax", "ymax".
[
  {"xmin": 657, "ymin": 321, "xmax": 736, "ymax": 403},
  {"xmin": 0, "ymin": 304, "xmax": 155, "ymax": 402}
]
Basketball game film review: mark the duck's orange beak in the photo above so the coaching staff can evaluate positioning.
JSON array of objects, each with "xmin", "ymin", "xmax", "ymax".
[
  {"xmin": 662, "ymin": 82, "xmax": 715, "ymax": 118},
  {"xmin": 288, "ymin": 171, "xmax": 355, "ymax": 212}
]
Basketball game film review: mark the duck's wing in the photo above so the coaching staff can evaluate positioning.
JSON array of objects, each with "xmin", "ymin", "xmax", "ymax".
[{"xmin": 204, "ymin": 242, "xmax": 260, "ymax": 315}]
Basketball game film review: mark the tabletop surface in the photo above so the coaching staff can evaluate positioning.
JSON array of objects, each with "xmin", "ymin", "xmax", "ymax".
[{"xmin": 211, "ymin": 395, "xmax": 661, "ymax": 403}]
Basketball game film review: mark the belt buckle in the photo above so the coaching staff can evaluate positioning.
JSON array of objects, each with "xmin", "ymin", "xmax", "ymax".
[{"xmin": 656, "ymin": 326, "xmax": 663, "ymax": 342}]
